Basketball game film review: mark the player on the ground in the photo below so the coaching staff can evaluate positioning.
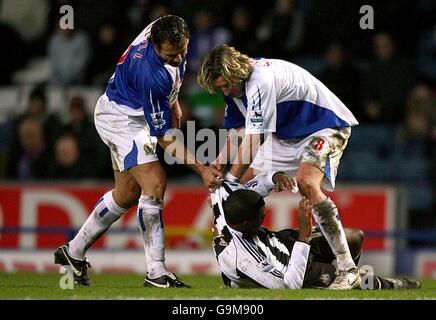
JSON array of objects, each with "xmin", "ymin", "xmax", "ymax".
[
  {"xmin": 54, "ymin": 15, "xmax": 222, "ymax": 288},
  {"xmin": 199, "ymin": 44, "xmax": 360, "ymax": 289},
  {"xmin": 211, "ymin": 174, "xmax": 421, "ymax": 290}
]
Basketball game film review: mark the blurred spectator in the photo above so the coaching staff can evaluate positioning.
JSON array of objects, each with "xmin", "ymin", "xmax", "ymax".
[
  {"xmin": 256, "ymin": 0, "xmax": 305, "ymax": 58},
  {"xmin": 185, "ymin": 81, "xmax": 226, "ymax": 128},
  {"xmin": 9, "ymin": 87, "xmax": 62, "ymax": 154},
  {"xmin": 61, "ymin": 95, "xmax": 111, "ymax": 178},
  {"xmin": 6, "ymin": 117, "xmax": 49, "ymax": 180},
  {"xmin": 87, "ymin": 23, "xmax": 125, "ymax": 86},
  {"xmin": 146, "ymin": 4, "xmax": 170, "ymax": 24},
  {"xmin": 363, "ymin": 33, "xmax": 417, "ymax": 123},
  {"xmin": 62, "ymin": 95, "xmax": 96, "ymax": 155},
  {"xmin": 181, "ymin": 7, "xmax": 229, "ymax": 127},
  {"xmin": 48, "ymin": 27, "xmax": 90, "ymax": 86},
  {"xmin": 73, "ymin": 0, "xmax": 131, "ymax": 39},
  {"xmin": 229, "ymin": 6, "xmax": 259, "ymax": 56},
  {"xmin": 0, "ymin": 22, "xmax": 29, "ymax": 84},
  {"xmin": 0, "ymin": 0, "xmax": 49, "ymax": 56},
  {"xmin": 319, "ymin": 43, "xmax": 363, "ymax": 118},
  {"xmin": 303, "ymin": 0, "xmax": 358, "ymax": 56},
  {"xmin": 46, "ymin": 133, "xmax": 91, "ymax": 179},
  {"xmin": 186, "ymin": 8, "xmax": 230, "ymax": 73},
  {"xmin": 416, "ymin": 24, "xmax": 436, "ymax": 83},
  {"xmin": 396, "ymin": 84, "xmax": 436, "ymax": 159}
]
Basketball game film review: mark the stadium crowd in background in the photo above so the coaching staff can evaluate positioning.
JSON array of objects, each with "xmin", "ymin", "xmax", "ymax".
[{"xmin": 0, "ymin": 0, "xmax": 434, "ymax": 246}]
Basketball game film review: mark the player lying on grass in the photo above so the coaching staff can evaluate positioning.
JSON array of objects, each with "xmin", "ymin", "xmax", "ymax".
[{"xmin": 210, "ymin": 172, "xmax": 421, "ymax": 289}]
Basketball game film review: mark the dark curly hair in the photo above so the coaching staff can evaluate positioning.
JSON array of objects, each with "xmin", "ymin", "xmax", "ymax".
[
  {"xmin": 150, "ymin": 15, "xmax": 190, "ymax": 49},
  {"xmin": 223, "ymin": 189, "xmax": 265, "ymax": 225}
]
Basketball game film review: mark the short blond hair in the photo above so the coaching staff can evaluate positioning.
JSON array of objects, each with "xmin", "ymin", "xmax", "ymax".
[{"xmin": 198, "ymin": 44, "xmax": 253, "ymax": 94}]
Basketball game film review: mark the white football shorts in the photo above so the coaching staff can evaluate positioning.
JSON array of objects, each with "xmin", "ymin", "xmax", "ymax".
[
  {"xmin": 94, "ymin": 94, "xmax": 159, "ymax": 172},
  {"xmin": 250, "ymin": 127, "xmax": 351, "ymax": 191}
]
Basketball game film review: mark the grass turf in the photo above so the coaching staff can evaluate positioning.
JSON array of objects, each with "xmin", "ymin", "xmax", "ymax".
[{"xmin": 0, "ymin": 273, "xmax": 435, "ymax": 300}]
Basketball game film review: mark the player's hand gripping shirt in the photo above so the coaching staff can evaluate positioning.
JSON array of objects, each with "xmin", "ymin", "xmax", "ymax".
[
  {"xmin": 210, "ymin": 175, "xmax": 310, "ymax": 289},
  {"xmin": 105, "ymin": 20, "xmax": 186, "ymax": 137},
  {"xmin": 223, "ymin": 59, "xmax": 359, "ymax": 139}
]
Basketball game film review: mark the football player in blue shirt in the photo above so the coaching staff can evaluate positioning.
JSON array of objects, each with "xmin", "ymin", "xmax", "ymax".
[
  {"xmin": 54, "ymin": 15, "xmax": 222, "ymax": 288},
  {"xmin": 198, "ymin": 44, "xmax": 360, "ymax": 289}
]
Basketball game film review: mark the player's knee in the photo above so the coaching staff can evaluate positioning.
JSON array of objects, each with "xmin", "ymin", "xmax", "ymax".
[
  {"xmin": 144, "ymin": 179, "xmax": 166, "ymax": 197},
  {"xmin": 345, "ymin": 228, "xmax": 365, "ymax": 255},
  {"xmin": 136, "ymin": 165, "xmax": 167, "ymax": 198},
  {"xmin": 114, "ymin": 184, "xmax": 141, "ymax": 208},
  {"xmin": 296, "ymin": 176, "xmax": 318, "ymax": 198}
]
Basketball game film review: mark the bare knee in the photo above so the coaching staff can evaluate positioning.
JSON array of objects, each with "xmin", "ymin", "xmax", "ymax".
[
  {"xmin": 113, "ymin": 181, "xmax": 141, "ymax": 208},
  {"xmin": 345, "ymin": 228, "xmax": 365, "ymax": 257},
  {"xmin": 129, "ymin": 162, "xmax": 167, "ymax": 198},
  {"xmin": 143, "ymin": 179, "xmax": 166, "ymax": 198},
  {"xmin": 296, "ymin": 175, "xmax": 323, "ymax": 203}
]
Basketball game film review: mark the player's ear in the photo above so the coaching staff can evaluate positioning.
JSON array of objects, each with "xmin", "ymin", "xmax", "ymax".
[{"xmin": 241, "ymin": 219, "xmax": 255, "ymax": 233}]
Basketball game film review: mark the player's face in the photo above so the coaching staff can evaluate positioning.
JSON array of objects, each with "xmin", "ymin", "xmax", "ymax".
[
  {"xmin": 156, "ymin": 38, "xmax": 189, "ymax": 67},
  {"xmin": 213, "ymin": 76, "xmax": 244, "ymax": 98}
]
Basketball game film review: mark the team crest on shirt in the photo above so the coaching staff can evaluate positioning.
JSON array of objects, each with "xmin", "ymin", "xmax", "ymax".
[
  {"xmin": 249, "ymin": 109, "xmax": 265, "ymax": 128},
  {"xmin": 319, "ymin": 273, "xmax": 332, "ymax": 286},
  {"xmin": 260, "ymin": 259, "xmax": 274, "ymax": 273},
  {"xmin": 151, "ymin": 111, "xmax": 166, "ymax": 130}
]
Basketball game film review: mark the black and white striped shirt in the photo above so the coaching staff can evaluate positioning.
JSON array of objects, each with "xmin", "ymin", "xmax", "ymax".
[{"xmin": 211, "ymin": 174, "xmax": 310, "ymax": 289}]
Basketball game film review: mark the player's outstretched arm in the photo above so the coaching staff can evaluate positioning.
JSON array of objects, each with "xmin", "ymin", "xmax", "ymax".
[
  {"xmin": 157, "ymin": 135, "xmax": 222, "ymax": 190},
  {"xmin": 211, "ymin": 127, "xmax": 245, "ymax": 175},
  {"xmin": 228, "ymin": 133, "xmax": 262, "ymax": 180},
  {"xmin": 298, "ymin": 197, "xmax": 313, "ymax": 244},
  {"xmin": 170, "ymin": 99, "xmax": 182, "ymax": 130}
]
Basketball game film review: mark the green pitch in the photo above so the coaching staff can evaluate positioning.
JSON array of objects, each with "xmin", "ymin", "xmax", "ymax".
[{"xmin": 0, "ymin": 273, "xmax": 435, "ymax": 300}]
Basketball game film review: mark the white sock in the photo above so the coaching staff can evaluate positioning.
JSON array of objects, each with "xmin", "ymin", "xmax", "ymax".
[
  {"xmin": 312, "ymin": 197, "xmax": 355, "ymax": 271},
  {"xmin": 137, "ymin": 195, "xmax": 166, "ymax": 278},
  {"xmin": 69, "ymin": 190, "xmax": 126, "ymax": 259}
]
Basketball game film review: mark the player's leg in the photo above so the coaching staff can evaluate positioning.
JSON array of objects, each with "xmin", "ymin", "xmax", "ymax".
[
  {"xmin": 68, "ymin": 169, "xmax": 140, "ymax": 259},
  {"xmin": 54, "ymin": 95, "xmax": 141, "ymax": 285},
  {"xmin": 345, "ymin": 228, "xmax": 364, "ymax": 265},
  {"xmin": 309, "ymin": 228, "xmax": 364, "ymax": 266},
  {"xmin": 297, "ymin": 162, "xmax": 356, "ymax": 270},
  {"xmin": 54, "ymin": 164, "xmax": 141, "ymax": 286},
  {"xmin": 129, "ymin": 161, "xmax": 166, "ymax": 278},
  {"xmin": 128, "ymin": 161, "xmax": 190, "ymax": 288},
  {"xmin": 296, "ymin": 127, "xmax": 360, "ymax": 289},
  {"xmin": 359, "ymin": 268, "xmax": 422, "ymax": 290},
  {"xmin": 302, "ymin": 261, "xmax": 338, "ymax": 288},
  {"xmin": 374, "ymin": 277, "xmax": 421, "ymax": 289}
]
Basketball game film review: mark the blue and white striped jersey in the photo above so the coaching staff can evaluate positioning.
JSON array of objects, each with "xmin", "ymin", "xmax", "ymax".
[
  {"xmin": 105, "ymin": 20, "xmax": 186, "ymax": 137},
  {"xmin": 211, "ymin": 176, "xmax": 310, "ymax": 289},
  {"xmin": 223, "ymin": 58, "xmax": 359, "ymax": 139}
]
